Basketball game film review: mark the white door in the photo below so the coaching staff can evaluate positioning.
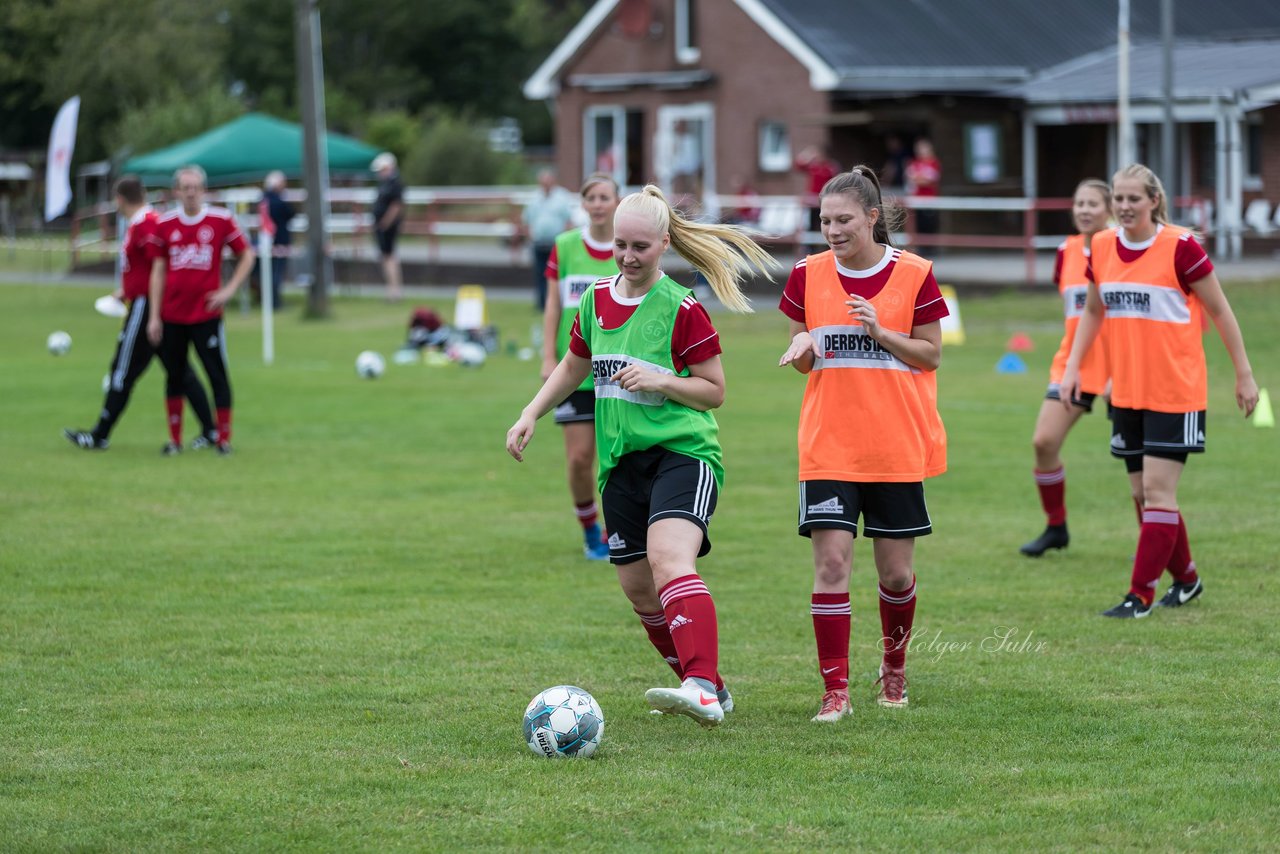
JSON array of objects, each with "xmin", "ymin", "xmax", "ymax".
[{"xmin": 655, "ymin": 104, "xmax": 715, "ymax": 216}]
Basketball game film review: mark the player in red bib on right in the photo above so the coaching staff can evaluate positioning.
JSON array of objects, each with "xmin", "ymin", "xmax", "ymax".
[
  {"xmin": 1061, "ymin": 163, "xmax": 1259, "ymax": 618},
  {"xmin": 779, "ymin": 167, "xmax": 948, "ymax": 720},
  {"xmin": 146, "ymin": 165, "xmax": 255, "ymax": 456}
]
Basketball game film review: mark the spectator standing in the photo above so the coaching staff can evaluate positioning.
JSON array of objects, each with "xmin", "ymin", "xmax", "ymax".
[
  {"xmin": 794, "ymin": 145, "xmax": 839, "ymax": 246},
  {"xmin": 906, "ymin": 139, "xmax": 942, "ymax": 243},
  {"xmin": 880, "ymin": 135, "xmax": 909, "ymax": 191},
  {"xmin": 258, "ymin": 170, "xmax": 294, "ymax": 309},
  {"xmin": 371, "ymin": 152, "xmax": 405, "ymax": 302},
  {"xmin": 523, "ymin": 169, "xmax": 576, "ymax": 311}
]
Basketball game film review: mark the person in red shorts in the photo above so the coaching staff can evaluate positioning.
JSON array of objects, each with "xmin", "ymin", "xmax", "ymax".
[
  {"xmin": 1061, "ymin": 163, "xmax": 1259, "ymax": 618},
  {"xmin": 1020, "ymin": 178, "xmax": 1113, "ymax": 556},
  {"xmin": 63, "ymin": 175, "xmax": 216, "ymax": 451},
  {"xmin": 779, "ymin": 166, "xmax": 948, "ymax": 720},
  {"xmin": 146, "ymin": 165, "xmax": 256, "ymax": 456}
]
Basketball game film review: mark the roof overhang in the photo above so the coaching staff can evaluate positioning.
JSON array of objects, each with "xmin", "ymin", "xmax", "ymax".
[
  {"xmin": 524, "ymin": 0, "xmax": 622, "ymax": 100},
  {"xmin": 833, "ymin": 67, "xmax": 1030, "ymax": 94},
  {"xmin": 566, "ymin": 70, "xmax": 715, "ymax": 92}
]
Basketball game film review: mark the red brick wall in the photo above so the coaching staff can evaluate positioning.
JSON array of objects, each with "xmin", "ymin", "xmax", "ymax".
[{"xmin": 549, "ymin": 0, "xmax": 829, "ymax": 196}]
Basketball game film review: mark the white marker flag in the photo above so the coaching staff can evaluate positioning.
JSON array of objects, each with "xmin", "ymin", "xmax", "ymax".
[{"xmin": 45, "ymin": 95, "xmax": 80, "ymax": 222}]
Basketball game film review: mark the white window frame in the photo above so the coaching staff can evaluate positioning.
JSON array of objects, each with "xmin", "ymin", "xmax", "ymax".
[
  {"xmin": 758, "ymin": 121, "xmax": 791, "ymax": 172},
  {"xmin": 1243, "ymin": 113, "xmax": 1263, "ymax": 191},
  {"xmin": 675, "ymin": 0, "xmax": 700, "ymax": 64},
  {"xmin": 583, "ymin": 105, "xmax": 627, "ymax": 188},
  {"xmin": 654, "ymin": 103, "xmax": 715, "ymax": 204}
]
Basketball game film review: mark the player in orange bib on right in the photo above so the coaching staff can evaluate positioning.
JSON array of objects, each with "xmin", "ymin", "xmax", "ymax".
[
  {"xmin": 779, "ymin": 167, "xmax": 948, "ymax": 719},
  {"xmin": 1020, "ymin": 178, "xmax": 1112, "ymax": 556},
  {"xmin": 1061, "ymin": 163, "xmax": 1259, "ymax": 618}
]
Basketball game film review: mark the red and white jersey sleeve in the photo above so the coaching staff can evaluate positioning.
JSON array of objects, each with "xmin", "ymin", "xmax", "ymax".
[
  {"xmin": 121, "ymin": 207, "xmax": 161, "ymax": 301},
  {"xmin": 779, "ymin": 249, "xmax": 948, "ymax": 328},
  {"xmin": 1086, "ymin": 226, "xmax": 1214, "ymax": 294},
  {"xmin": 569, "ymin": 279, "xmax": 722, "ymax": 372},
  {"xmin": 1052, "ymin": 242, "xmax": 1066, "ymax": 288}
]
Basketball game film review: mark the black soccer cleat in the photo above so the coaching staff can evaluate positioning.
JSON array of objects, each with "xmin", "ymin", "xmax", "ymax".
[
  {"xmin": 1101, "ymin": 593, "xmax": 1152, "ymax": 619},
  {"xmin": 215, "ymin": 442, "xmax": 233, "ymax": 456},
  {"xmin": 1020, "ymin": 524, "xmax": 1069, "ymax": 557},
  {"xmin": 1157, "ymin": 578, "xmax": 1203, "ymax": 608},
  {"xmin": 161, "ymin": 441, "xmax": 182, "ymax": 456},
  {"xmin": 64, "ymin": 429, "xmax": 108, "ymax": 450}
]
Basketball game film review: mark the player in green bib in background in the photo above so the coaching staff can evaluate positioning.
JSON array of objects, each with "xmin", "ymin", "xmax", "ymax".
[
  {"xmin": 540, "ymin": 173, "xmax": 621, "ymax": 560},
  {"xmin": 507, "ymin": 185, "xmax": 775, "ymax": 727}
]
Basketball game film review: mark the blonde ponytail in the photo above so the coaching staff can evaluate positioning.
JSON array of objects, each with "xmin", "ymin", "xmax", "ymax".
[{"xmin": 616, "ymin": 185, "xmax": 777, "ymax": 314}]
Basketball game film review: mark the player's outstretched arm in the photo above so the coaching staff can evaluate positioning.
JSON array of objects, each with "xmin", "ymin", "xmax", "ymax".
[
  {"xmin": 507, "ymin": 352, "xmax": 592, "ymax": 461},
  {"xmin": 780, "ymin": 319, "xmax": 818, "ymax": 373}
]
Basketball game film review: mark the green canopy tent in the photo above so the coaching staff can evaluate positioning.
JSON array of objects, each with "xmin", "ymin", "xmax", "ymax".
[{"xmin": 121, "ymin": 112, "xmax": 381, "ymax": 186}]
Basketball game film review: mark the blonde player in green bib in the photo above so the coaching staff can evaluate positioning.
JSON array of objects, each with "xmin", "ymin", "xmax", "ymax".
[
  {"xmin": 541, "ymin": 173, "xmax": 621, "ymax": 560},
  {"xmin": 507, "ymin": 185, "xmax": 774, "ymax": 727}
]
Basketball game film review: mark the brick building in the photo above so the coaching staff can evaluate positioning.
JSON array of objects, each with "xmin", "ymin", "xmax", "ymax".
[{"xmin": 525, "ymin": 0, "xmax": 1280, "ymax": 252}]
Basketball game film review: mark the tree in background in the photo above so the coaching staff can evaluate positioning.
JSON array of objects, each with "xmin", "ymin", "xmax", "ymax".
[{"xmin": 0, "ymin": 0, "xmax": 588, "ymax": 175}]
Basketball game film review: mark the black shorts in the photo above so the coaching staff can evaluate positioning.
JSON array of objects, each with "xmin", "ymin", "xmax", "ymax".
[
  {"xmin": 798, "ymin": 480, "xmax": 932, "ymax": 540},
  {"xmin": 553, "ymin": 389, "xmax": 595, "ymax": 425},
  {"xmin": 1045, "ymin": 383, "xmax": 1097, "ymax": 412},
  {"xmin": 374, "ymin": 224, "xmax": 400, "ymax": 257},
  {"xmin": 1110, "ymin": 407, "xmax": 1205, "ymax": 470},
  {"xmin": 602, "ymin": 447, "xmax": 718, "ymax": 565}
]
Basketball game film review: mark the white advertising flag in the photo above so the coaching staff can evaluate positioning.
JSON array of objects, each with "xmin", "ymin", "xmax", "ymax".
[{"xmin": 45, "ymin": 95, "xmax": 80, "ymax": 222}]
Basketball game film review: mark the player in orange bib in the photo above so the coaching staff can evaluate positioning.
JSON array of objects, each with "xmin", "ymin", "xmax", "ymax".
[
  {"xmin": 1020, "ymin": 179, "xmax": 1112, "ymax": 556},
  {"xmin": 1061, "ymin": 163, "xmax": 1259, "ymax": 619},
  {"xmin": 779, "ymin": 167, "xmax": 948, "ymax": 719}
]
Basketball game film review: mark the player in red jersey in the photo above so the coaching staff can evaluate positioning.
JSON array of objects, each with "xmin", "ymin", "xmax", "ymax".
[
  {"xmin": 1019, "ymin": 179, "xmax": 1112, "ymax": 556},
  {"xmin": 63, "ymin": 175, "xmax": 216, "ymax": 451},
  {"xmin": 146, "ymin": 165, "xmax": 256, "ymax": 455}
]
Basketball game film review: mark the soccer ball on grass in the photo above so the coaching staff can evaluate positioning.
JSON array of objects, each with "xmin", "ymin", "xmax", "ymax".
[
  {"xmin": 355, "ymin": 350, "xmax": 385, "ymax": 379},
  {"xmin": 47, "ymin": 331, "xmax": 72, "ymax": 356},
  {"xmin": 523, "ymin": 685, "xmax": 604, "ymax": 758}
]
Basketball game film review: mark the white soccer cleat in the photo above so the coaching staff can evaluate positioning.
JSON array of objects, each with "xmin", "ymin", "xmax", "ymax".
[
  {"xmin": 876, "ymin": 663, "xmax": 909, "ymax": 708},
  {"xmin": 644, "ymin": 678, "xmax": 724, "ymax": 728},
  {"xmin": 811, "ymin": 689, "xmax": 851, "ymax": 723}
]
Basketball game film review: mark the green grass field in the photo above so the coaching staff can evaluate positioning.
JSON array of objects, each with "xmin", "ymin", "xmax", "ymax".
[{"xmin": 2, "ymin": 278, "xmax": 1277, "ymax": 851}]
